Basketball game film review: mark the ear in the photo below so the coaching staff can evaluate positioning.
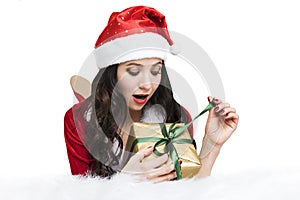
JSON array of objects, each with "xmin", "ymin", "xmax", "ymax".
[{"xmin": 70, "ymin": 75, "xmax": 91, "ymax": 102}]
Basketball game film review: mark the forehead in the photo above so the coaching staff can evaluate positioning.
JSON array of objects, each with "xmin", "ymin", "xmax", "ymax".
[{"xmin": 120, "ymin": 58, "xmax": 163, "ymax": 66}]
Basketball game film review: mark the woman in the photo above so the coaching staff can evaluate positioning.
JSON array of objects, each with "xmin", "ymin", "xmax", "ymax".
[{"xmin": 64, "ymin": 5, "xmax": 239, "ymax": 183}]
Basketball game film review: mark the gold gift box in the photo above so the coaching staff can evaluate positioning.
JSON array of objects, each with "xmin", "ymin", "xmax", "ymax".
[{"xmin": 126, "ymin": 122, "xmax": 201, "ymax": 179}]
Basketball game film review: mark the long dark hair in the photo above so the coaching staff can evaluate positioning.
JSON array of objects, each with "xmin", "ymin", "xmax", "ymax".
[{"xmin": 75, "ymin": 61, "xmax": 188, "ymax": 178}]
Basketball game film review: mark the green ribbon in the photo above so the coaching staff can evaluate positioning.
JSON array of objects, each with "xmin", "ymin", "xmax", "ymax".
[{"xmin": 129, "ymin": 100, "xmax": 215, "ymax": 180}]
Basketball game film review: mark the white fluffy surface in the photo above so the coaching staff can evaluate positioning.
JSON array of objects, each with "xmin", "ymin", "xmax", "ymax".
[{"xmin": 1, "ymin": 168, "xmax": 300, "ymax": 200}]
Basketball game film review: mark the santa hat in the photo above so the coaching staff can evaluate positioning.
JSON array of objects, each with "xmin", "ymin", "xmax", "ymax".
[{"xmin": 93, "ymin": 6, "xmax": 178, "ymax": 69}]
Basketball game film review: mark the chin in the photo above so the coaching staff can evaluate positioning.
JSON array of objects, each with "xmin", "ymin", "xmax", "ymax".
[
  {"xmin": 128, "ymin": 101, "xmax": 148, "ymax": 112},
  {"xmin": 129, "ymin": 105, "xmax": 144, "ymax": 112}
]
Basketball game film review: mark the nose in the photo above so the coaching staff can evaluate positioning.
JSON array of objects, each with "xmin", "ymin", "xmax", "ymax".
[{"xmin": 139, "ymin": 73, "xmax": 152, "ymax": 90}]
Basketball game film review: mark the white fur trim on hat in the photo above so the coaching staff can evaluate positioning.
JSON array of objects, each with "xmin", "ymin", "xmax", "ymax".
[{"xmin": 93, "ymin": 32, "xmax": 170, "ymax": 69}]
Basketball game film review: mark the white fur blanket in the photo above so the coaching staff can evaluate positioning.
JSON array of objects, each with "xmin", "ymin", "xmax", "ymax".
[{"xmin": 1, "ymin": 168, "xmax": 299, "ymax": 200}]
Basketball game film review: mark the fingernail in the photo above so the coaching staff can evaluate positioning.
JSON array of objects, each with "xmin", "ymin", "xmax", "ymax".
[{"xmin": 215, "ymin": 106, "xmax": 219, "ymax": 112}]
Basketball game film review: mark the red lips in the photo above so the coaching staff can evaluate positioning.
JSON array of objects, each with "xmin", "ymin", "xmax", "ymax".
[{"xmin": 132, "ymin": 94, "xmax": 149, "ymax": 104}]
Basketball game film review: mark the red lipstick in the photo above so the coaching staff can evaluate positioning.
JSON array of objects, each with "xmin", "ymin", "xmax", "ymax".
[{"xmin": 132, "ymin": 94, "xmax": 149, "ymax": 105}]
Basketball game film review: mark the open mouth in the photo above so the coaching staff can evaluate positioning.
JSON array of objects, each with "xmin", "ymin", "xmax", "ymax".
[
  {"xmin": 132, "ymin": 94, "xmax": 149, "ymax": 104},
  {"xmin": 133, "ymin": 94, "xmax": 148, "ymax": 100}
]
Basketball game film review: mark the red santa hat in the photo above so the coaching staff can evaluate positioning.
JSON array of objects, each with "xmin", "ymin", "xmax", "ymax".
[{"xmin": 93, "ymin": 5, "xmax": 178, "ymax": 69}]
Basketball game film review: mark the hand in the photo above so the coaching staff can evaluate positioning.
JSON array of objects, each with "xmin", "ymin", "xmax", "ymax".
[
  {"xmin": 203, "ymin": 96, "xmax": 239, "ymax": 153},
  {"xmin": 121, "ymin": 146, "xmax": 177, "ymax": 183}
]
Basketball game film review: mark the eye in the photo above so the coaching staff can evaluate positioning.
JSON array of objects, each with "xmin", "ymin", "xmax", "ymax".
[
  {"xmin": 127, "ymin": 68, "xmax": 140, "ymax": 76},
  {"xmin": 151, "ymin": 66, "xmax": 162, "ymax": 76}
]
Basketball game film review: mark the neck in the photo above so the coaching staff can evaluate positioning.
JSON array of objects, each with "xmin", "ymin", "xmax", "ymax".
[
  {"xmin": 119, "ymin": 109, "xmax": 142, "ymax": 148},
  {"xmin": 129, "ymin": 109, "xmax": 142, "ymax": 122}
]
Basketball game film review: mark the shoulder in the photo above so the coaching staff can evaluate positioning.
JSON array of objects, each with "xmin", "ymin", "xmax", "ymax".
[
  {"xmin": 64, "ymin": 102, "xmax": 82, "ymax": 126},
  {"xmin": 64, "ymin": 101, "xmax": 88, "ymax": 138},
  {"xmin": 181, "ymin": 106, "xmax": 192, "ymax": 120}
]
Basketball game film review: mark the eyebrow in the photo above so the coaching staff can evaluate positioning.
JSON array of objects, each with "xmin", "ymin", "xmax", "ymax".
[{"xmin": 125, "ymin": 61, "xmax": 162, "ymax": 67}]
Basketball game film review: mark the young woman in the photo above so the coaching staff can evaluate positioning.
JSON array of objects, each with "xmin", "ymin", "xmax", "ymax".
[{"xmin": 64, "ymin": 5, "xmax": 239, "ymax": 183}]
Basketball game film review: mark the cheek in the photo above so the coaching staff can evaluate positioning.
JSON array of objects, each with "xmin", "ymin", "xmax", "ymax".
[
  {"xmin": 118, "ymin": 76, "xmax": 137, "ymax": 96},
  {"xmin": 151, "ymin": 76, "xmax": 161, "ymax": 89},
  {"xmin": 152, "ymin": 82, "xmax": 159, "ymax": 90},
  {"xmin": 151, "ymin": 81, "xmax": 160, "ymax": 94}
]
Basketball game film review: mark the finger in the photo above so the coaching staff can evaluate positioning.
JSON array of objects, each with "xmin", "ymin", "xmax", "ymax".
[
  {"xmin": 142, "ymin": 153, "xmax": 169, "ymax": 170},
  {"xmin": 213, "ymin": 97, "xmax": 222, "ymax": 104},
  {"xmin": 133, "ymin": 146, "xmax": 154, "ymax": 162},
  {"xmin": 207, "ymin": 96, "xmax": 222, "ymax": 105},
  {"xmin": 225, "ymin": 113, "xmax": 239, "ymax": 129},
  {"xmin": 150, "ymin": 171, "xmax": 177, "ymax": 183},
  {"xmin": 225, "ymin": 112, "xmax": 239, "ymax": 123},
  {"xmin": 225, "ymin": 112, "xmax": 238, "ymax": 120},
  {"xmin": 233, "ymin": 114, "xmax": 239, "ymax": 124},
  {"xmin": 207, "ymin": 96, "xmax": 213, "ymax": 102},
  {"xmin": 218, "ymin": 107, "xmax": 236, "ymax": 116},
  {"xmin": 144, "ymin": 162, "xmax": 175, "ymax": 179},
  {"xmin": 207, "ymin": 96, "xmax": 222, "ymax": 118},
  {"xmin": 214, "ymin": 103, "xmax": 230, "ymax": 114}
]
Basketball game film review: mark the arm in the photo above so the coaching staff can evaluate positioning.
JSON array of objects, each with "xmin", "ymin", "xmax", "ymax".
[
  {"xmin": 197, "ymin": 138, "xmax": 221, "ymax": 178},
  {"xmin": 196, "ymin": 97, "xmax": 239, "ymax": 178},
  {"xmin": 64, "ymin": 106, "xmax": 93, "ymax": 175}
]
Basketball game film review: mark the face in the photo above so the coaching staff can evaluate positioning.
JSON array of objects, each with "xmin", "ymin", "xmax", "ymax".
[{"xmin": 117, "ymin": 58, "xmax": 162, "ymax": 113}]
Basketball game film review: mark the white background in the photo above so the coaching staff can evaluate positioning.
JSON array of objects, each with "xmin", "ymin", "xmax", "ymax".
[{"xmin": 0, "ymin": 0, "xmax": 299, "ymax": 178}]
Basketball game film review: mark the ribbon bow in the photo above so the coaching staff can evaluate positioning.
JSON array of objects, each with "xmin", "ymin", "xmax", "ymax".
[{"xmin": 129, "ymin": 100, "xmax": 215, "ymax": 179}]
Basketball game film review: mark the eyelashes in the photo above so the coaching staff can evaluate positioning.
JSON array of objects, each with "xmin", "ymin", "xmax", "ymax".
[
  {"xmin": 150, "ymin": 70, "xmax": 161, "ymax": 75},
  {"xmin": 127, "ymin": 69, "xmax": 139, "ymax": 76},
  {"xmin": 126, "ymin": 67, "xmax": 162, "ymax": 76}
]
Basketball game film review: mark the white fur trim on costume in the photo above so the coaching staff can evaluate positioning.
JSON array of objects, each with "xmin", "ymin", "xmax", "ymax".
[
  {"xmin": 93, "ymin": 32, "xmax": 170, "ymax": 69},
  {"xmin": 141, "ymin": 104, "xmax": 166, "ymax": 123}
]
